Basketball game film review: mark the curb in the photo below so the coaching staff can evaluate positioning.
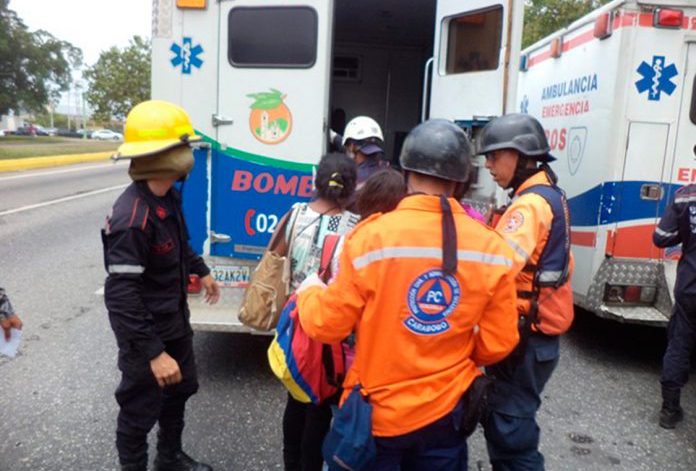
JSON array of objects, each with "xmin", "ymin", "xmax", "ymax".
[{"xmin": 0, "ymin": 152, "xmax": 113, "ymax": 173}]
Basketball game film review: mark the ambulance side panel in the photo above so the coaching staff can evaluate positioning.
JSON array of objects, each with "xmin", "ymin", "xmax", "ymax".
[{"xmin": 517, "ymin": 14, "xmax": 626, "ymax": 303}]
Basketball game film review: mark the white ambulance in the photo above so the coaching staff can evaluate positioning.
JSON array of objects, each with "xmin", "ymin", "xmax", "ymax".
[
  {"xmin": 150, "ymin": 0, "xmax": 524, "ymax": 331},
  {"xmin": 502, "ymin": 0, "xmax": 696, "ymax": 325}
]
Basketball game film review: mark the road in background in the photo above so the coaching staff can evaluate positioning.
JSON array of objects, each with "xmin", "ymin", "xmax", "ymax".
[{"xmin": 0, "ymin": 163, "xmax": 694, "ymax": 470}]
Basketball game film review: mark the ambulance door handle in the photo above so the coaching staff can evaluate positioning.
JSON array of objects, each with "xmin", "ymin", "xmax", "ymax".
[
  {"xmin": 640, "ymin": 184, "xmax": 663, "ymax": 201},
  {"xmin": 212, "ymin": 114, "xmax": 234, "ymax": 127},
  {"xmin": 210, "ymin": 231, "xmax": 231, "ymax": 244},
  {"xmin": 421, "ymin": 57, "xmax": 434, "ymax": 122}
]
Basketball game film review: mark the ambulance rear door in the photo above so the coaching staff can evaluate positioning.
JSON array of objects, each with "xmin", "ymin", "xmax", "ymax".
[
  {"xmin": 212, "ymin": 0, "xmax": 334, "ymax": 259},
  {"xmin": 428, "ymin": 0, "xmax": 524, "ymax": 122}
]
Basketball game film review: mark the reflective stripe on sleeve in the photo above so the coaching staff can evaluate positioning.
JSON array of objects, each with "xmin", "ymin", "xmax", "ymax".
[
  {"xmin": 352, "ymin": 246, "xmax": 512, "ymax": 270},
  {"xmin": 675, "ymin": 195, "xmax": 696, "ymax": 204},
  {"xmin": 654, "ymin": 227, "xmax": 678, "ymax": 238},
  {"xmin": 504, "ymin": 237, "xmax": 530, "ymax": 262},
  {"xmin": 108, "ymin": 264, "xmax": 145, "ymax": 274},
  {"xmin": 538, "ymin": 270, "xmax": 563, "ymax": 283}
]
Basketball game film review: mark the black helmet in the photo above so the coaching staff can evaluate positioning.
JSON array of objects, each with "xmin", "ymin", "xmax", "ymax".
[
  {"xmin": 399, "ymin": 119, "xmax": 472, "ymax": 182},
  {"xmin": 477, "ymin": 113, "xmax": 555, "ymax": 162}
]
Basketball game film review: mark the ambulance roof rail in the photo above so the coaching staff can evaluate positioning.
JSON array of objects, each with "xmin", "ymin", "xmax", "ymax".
[{"xmin": 522, "ymin": 0, "xmax": 625, "ymax": 54}]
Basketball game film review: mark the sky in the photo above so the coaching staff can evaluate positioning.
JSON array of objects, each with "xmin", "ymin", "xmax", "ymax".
[{"xmin": 9, "ymin": 0, "xmax": 152, "ymax": 113}]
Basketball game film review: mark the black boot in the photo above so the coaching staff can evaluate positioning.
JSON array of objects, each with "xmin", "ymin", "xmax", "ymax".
[
  {"xmin": 154, "ymin": 429, "xmax": 212, "ymax": 471},
  {"xmin": 659, "ymin": 387, "xmax": 684, "ymax": 429},
  {"xmin": 121, "ymin": 460, "xmax": 147, "ymax": 471},
  {"xmin": 153, "ymin": 450, "xmax": 212, "ymax": 471}
]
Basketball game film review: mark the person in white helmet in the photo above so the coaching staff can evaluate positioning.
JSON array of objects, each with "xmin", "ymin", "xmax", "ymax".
[{"xmin": 342, "ymin": 116, "xmax": 389, "ymax": 188}]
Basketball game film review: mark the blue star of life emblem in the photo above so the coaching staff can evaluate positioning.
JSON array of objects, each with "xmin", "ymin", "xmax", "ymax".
[
  {"xmin": 170, "ymin": 37, "xmax": 204, "ymax": 74},
  {"xmin": 635, "ymin": 55, "xmax": 678, "ymax": 101},
  {"xmin": 520, "ymin": 95, "xmax": 529, "ymax": 114}
]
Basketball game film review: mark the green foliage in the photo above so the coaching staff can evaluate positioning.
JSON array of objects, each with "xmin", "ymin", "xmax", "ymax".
[
  {"xmin": 84, "ymin": 36, "xmax": 151, "ymax": 121},
  {"xmin": 523, "ymin": 0, "xmax": 612, "ymax": 48},
  {"xmin": 247, "ymin": 89, "xmax": 285, "ymax": 110},
  {"xmin": 0, "ymin": 0, "xmax": 82, "ymax": 115}
]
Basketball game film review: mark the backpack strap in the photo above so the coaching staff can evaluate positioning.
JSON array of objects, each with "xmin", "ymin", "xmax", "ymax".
[{"xmin": 319, "ymin": 234, "xmax": 341, "ymax": 283}]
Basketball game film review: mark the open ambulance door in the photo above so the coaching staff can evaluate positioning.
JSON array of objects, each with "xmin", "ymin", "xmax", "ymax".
[
  {"xmin": 427, "ymin": 0, "xmax": 524, "ymax": 123},
  {"xmin": 212, "ymin": 0, "xmax": 334, "ymax": 259}
]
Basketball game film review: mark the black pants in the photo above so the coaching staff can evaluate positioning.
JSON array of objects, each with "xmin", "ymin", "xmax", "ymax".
[
  {"xmin": 662, "ymin": 298, "xmax": 696, "ymax": 391},
  {"xmin": 115, "ymin": 335, "xmax": 199, "ymax": 465},
  {"xmin": 282, "ymin": 393, "xmax": 334, "ymax": 471}
]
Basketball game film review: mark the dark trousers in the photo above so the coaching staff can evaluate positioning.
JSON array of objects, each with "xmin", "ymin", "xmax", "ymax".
[
  {"xmin": 369, "ymin": 405, "xmax": 467, "ymax": 471},
  {"xmin": 484, "ymin": 333, "xmax": 559, "ymax": 471},
  {"xmin": 115, "ymin": 336, "xmax": 199, "ymax": 466},
  {"xmin": 661, "ymin": 299, "xmax": 696, "ymax": 391},
  {"xmin": 282, "ymin": 393, "xmax": 334, "ymax": 471}
]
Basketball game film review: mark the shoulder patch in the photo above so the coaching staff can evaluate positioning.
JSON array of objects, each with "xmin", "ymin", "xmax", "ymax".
[{"xmin": 502, "ymin": 210, "xmax": 525, "ymax": 233}]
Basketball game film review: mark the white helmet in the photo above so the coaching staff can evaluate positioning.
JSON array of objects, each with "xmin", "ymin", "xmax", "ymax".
[{"xmin": 342, "ymin": 116, "xmax": 384, "ymax": 145}]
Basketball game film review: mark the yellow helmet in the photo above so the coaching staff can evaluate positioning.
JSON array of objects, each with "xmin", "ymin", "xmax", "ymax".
[{"xmin": 114, "ymin": 100, "xmax": 201, "ymax": 159}]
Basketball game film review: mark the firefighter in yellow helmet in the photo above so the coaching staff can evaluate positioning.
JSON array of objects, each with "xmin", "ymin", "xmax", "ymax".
[{"xmin": 102, "ymin": 100, "xmax": 219, "ymax": 471}]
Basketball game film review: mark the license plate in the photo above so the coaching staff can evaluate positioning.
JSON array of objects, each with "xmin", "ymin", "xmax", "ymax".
[{"xmin": 211, "ymin": 265, "xmax": 251, "ymax": 288}]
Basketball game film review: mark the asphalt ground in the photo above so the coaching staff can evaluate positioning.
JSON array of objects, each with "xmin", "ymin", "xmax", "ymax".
[{"xmin": 0, "ymin": 162, "xmax": 695, "ymax": 470}]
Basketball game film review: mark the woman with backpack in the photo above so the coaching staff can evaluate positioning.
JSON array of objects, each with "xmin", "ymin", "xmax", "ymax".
[{"xmin": 275, "ymin": 153, "xmax": 360, "ymax": 471}]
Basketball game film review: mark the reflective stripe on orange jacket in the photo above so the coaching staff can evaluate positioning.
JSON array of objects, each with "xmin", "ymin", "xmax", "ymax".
[
  {"xmin": 297, "ymin": 195, "xmax": 519, "ymax": 437},
  {"xmin": 495, "ymin": 172, "xmax": 575, "ymax": 335}
]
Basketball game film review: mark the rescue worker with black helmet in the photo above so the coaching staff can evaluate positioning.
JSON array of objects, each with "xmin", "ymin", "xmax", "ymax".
[
  {"xmin": 653, "ymin": 183, "xmax": 696, "ymax": 429},
  {"xmin": 342, "ymin": 116, "xmax": 389, "ymax": 188},
  {"xmin": 102, "ymin": 100, "xmax": 220, "ymax": 471},
  {"xmin": 478, "ymin": 113, "xmax": 574, "ymax": 471},
  {"xmin": 296, "ymin": 119, "xmax": 519, "ymax": 469}
]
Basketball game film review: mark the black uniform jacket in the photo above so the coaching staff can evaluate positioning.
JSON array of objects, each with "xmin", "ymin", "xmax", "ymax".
[
  {"xmin": 654, "ymin": 183, "xmax": 696, "ymax": 301},
  {"xmin": 102, "ymin": 181, "xmax": 210, "ymax": 361}
]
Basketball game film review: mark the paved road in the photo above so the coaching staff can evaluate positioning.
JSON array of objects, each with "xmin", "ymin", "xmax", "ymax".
[{"xmin": 0, "ymin": 163, "xmax": 694, "ymax": 470}]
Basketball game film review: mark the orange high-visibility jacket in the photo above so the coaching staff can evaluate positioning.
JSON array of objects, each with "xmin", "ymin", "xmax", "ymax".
[
  {"xmin": 297, "ymin": 195, "xmax": 519, "ymax": 437},
  {"xmin": 495, "ymin": 172, "xmax": 575, "ymax": 335}
]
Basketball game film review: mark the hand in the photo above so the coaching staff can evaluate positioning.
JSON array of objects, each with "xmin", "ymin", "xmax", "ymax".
[
  {"xmin": 201, "ymin": 274, "xmax": 220, "ymax": 305},
  {"xmin": 1, "ymin": 314, "xmax": 23, "ymax": 341},
  {"xmin": 297, "ymin": 272, "xmax": 326, "ymax": 294},
  {"xmin": 150, "ymin": 351, "xmax": 182, "ymax": 388}
]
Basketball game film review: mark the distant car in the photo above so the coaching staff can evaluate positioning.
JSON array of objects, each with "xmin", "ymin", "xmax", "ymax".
[
  {"xmin": 91, "ymin": 129, "xmax": 123, "ymax": 141},
  {"xmin": 44, "ymin": 127, "xmax": 58, "ymax": 136},
  {"xmin": 0, "ymin": 129, "xmax": 5, "ymax": 137},
  {"xmin": 15, "ymin": 125, "xmax": 37, "ymax": 136},
  {"xmin": 34, "ymin": 125, "xmax": 50, "ymax": 136},
  {"xmin": 56, "ymin": 128, "xmax": 82, "ymax": 138},
  {"xmin": 76, "ymin": 129, "xmax": 92, "ymax": 139}
]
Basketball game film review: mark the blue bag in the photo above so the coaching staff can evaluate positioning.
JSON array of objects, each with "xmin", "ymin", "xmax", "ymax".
[{"xmin": 322, "ymin": 384, "xmax": 376, "ymax": 470}]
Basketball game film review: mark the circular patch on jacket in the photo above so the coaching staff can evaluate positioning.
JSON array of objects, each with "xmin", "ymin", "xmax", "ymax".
[
  {"xmin": 502, "ymin": 210, "xmax": 524, "ymax": 233},
  {"xmin": 405, "ymin": 269, "xmax": 460, "ymax": 335}
]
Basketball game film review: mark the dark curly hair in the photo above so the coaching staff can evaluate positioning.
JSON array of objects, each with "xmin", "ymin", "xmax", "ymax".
[
  {"xmin": 356, "ymin": 169, "xmax": 406, "ymax": 218},
  {"xmin": 315, "ymin": 153, "xmax": 357, "ymax": 207}
]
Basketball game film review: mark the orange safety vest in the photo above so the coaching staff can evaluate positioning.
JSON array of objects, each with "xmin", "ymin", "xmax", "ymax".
[
  {"xmin": 494, "ymin": 172, "xmax": 575, "ymax": 336},
  {"xmin": 297, "ymin": 195, "xmax": 519, "ymax": 437}
]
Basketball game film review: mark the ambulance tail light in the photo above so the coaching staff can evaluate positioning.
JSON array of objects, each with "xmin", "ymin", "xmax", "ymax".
[
  {"xmin": 593, "ymin": 12, "xmax": 612, "ymax": 39},
  {"xmin": 604, "ymin": 284, "xmax": 657, "ymax": 305},
  {"xmin": 653, "ymin": 8, "xmax": 683, "ymax": 28},
  {"xmin": 188, "ymin": 274, "xmax": 202, "ymax": 294},
  {"xmin": 177, "ymin": 0, "xmax": 206, "ymax": 9}
]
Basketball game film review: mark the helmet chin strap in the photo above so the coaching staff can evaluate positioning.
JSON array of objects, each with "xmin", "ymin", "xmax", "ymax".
[{"xmin": 507, "ymin": 156, "xmax": 542, "ymax": 193}]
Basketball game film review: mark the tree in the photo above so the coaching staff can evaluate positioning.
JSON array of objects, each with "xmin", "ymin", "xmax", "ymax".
[
  {"xmin": 0, "ymin": 0, "xmax": 82, "ymax": 115},
  {"xmin": 523, "ymin": 0, "xmax": 612, "ymax": 48},
  {"xmin": 84, "ymin": 36, "xmax": 151, "ymax": 122}
]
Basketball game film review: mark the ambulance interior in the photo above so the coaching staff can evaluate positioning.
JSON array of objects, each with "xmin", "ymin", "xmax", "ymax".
[{"xmin": 330, "ymin": 0, "xmax": 437, "ymax": 163}]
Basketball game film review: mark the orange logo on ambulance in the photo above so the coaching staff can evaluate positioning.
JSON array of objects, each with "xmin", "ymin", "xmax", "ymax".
[{"xmin": 247, "ymin": 89, "xmax": 292, "ymax": 145}]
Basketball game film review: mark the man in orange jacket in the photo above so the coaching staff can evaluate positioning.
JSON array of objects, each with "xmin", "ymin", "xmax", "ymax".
[
  {"xmin": 297, "ymin": 119, "xmax": 519, "ymax": 470},
  {"xmin": 479, "ymin": 113, "xmax": 574, "ymax": 471}
]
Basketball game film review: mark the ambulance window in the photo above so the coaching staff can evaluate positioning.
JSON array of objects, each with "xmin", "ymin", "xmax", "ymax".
[
  {"xmin": 228, "ymin": 7, "xmax": 317, "ymax": 68},
  {"xmin": 690, "ymin": 75, "xmax": 696, "ymax": 125},
  {"xmin": 445, "ymin": 6, "xmax": 503, "ymax": 74}
]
